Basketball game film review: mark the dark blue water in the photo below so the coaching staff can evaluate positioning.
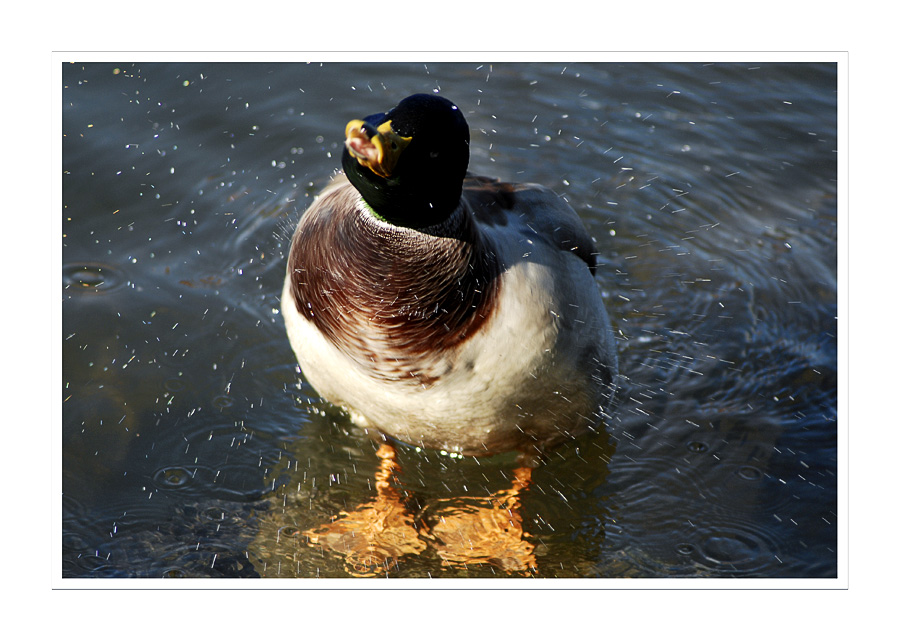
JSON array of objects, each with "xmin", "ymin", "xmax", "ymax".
[{"xmin": 61, "ymin": 61, "xmax": 837, "ymax": 578}]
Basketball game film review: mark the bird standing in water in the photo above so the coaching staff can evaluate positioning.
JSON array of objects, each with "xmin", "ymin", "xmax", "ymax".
[{"xmin": 282, "ymin": 93, "xmax": 617, "ymax": 575}]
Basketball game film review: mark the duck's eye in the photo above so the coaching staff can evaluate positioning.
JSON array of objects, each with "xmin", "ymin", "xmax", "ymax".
[{"xmin": 391, "ymin": 141, "xmax": 398, "ymax": 150}]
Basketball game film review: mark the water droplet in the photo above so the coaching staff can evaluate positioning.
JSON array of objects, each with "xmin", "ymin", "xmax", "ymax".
[
  {"xmin": 675, "ymin": 543, "xmax": 695, "ymax": 556},
  {"xmin": 202, "ymin": 507, "xmax": 228, "ymax": 522},
  {"xmin": 701, "ymin": 535, "xmax": 756, "ymax": 565},
  {"xmin": 63, "ymin": 263, "xmax": 124, "ymax": 293},
  {"xmin": 153, "ymin": 466, "xmax": 194, "ymax": 488},
  {"xmin": 277, "ymin": 525, "xmax": 304, "ymax": 540},
  {"xmin": 212, "ymin": 395, "xmax": 234, "ymax": 411},
  {"xmin": 164, "ymin": 378, "xmax": 187, "ymax": 393},
  {"xmin": 737, "ymin": 465, "xmax": 762, "ymax": 481},
  {"xmin": 686, "ymin": 441, "xmax": 708, "ymax": 453}
]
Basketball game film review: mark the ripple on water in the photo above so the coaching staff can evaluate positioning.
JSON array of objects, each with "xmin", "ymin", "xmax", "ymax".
[
  {"xmin": 691, "ymin": 518, "xmax": 787, "ymax": 575},
  {"xmin": 151, "ymin": 463, "xmax": 262, "ymax": 501},
  {"xmin": 63, "ymin": 263, "xmax": 125, "ymax": 294},
  {"xmin": 153, "ymin": 465, "xmax": 204, "ymax": 490},
  {"xmin": 600, "ymin": 449, "xmax": 797, "ymax": 577},
  {"xmin": 163, "ymin": 377, "xmax": 189, "ymax": 393},
  {"xmin": 147, "ymin": 424, "xmax": 274, "ymax": 502},
  {"xmin": 211, "ymin": 395, "xmax": 235, "ymax": 411},
  {"xmin": 276, "ymin": 525, "xmax": 304, "ymax": 542},
  {"xmin": 598, "ymin": 513, "xmax": 788, "ymax": 578},
  {"xmin": 737, "ymin": 465, "xmax": 763, "ymax": 481}
]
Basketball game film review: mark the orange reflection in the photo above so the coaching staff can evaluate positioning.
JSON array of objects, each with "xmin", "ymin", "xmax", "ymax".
[
  {"xmin": 303, "ymin": 443, "xmax": 425, "ymax": 577},
  {"xmin": 303, "ymin": 444, "xmax": 536, "ymax": 576},
  {"xmin": 420, "ymin": 466, "xmax": 536, "ymax": 573}
]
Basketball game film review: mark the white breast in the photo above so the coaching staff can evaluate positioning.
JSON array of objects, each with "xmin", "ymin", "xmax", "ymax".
[{"xmin": 281, "ymin": 209, "xmax": 617, "ymax": 456}]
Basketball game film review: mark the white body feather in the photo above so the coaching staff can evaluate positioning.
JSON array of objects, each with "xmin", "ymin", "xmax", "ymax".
[{"xmin": 282, "ymin": 177, "xmax": 617, "ymax": 456}]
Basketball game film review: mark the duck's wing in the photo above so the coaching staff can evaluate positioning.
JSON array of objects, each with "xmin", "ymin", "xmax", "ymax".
[{"xmin": 462, "ymin": 174, "xmax": 599, "ymax": 273}]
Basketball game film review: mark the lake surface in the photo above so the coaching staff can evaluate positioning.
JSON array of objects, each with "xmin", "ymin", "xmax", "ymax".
[{"xmin": 61, "ymin": 61, "xmax": 838, "ymax": 579}]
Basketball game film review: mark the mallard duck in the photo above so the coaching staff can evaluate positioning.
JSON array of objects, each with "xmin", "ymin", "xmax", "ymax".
[
  {"xmin": 281, "ymin": 94, "xmax": 618, "ymax": 574},
  {"xmin": 282, "ymin": 93, "xmax": 617, "ymax": 458}
]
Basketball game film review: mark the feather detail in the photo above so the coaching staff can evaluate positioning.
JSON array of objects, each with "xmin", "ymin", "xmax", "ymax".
[
  {"xmin": 282, "ymin": 174, "xmax": 618, "ymax": 456},
  {"xmin": 287, "ymin": 175, "xmax": 501, "ymax": 386}
]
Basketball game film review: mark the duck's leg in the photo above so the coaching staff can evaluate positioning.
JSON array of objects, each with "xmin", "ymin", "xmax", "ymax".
[
  {"xmin": 422, "ymin": 465, "xmax": 537, "ymax": 573},
  {"xmin": 303, "ymin": 442, "xmax": 426, "ymax": 576}
]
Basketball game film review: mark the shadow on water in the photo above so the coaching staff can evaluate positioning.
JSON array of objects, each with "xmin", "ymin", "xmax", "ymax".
[{"xmin": 61, "ymin": 61, "xmax": 837, "ymax": 579}]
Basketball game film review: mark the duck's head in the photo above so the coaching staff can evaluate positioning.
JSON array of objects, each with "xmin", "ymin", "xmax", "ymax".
[{"xmin": 341, "ymin": 94, "xmax": 470, "ymax": 229}]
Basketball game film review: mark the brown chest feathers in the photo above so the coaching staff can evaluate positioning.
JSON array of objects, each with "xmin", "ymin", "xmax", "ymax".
[{"xmin": 288, "ymin": 187, "xmax": 502, "ymax": 386}]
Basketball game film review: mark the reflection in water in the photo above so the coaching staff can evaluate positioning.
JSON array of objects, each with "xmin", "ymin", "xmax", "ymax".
[
  {"xmin": 302, "ymin": 443, "xmax": 427, "ymax": 577},
  {"xmin": 250, "ymin": 424, "xmax": 614, "ymax": 577},
  {"xmin": 299, "ymin": 445, "xmax": 537, "ymax": 576},
  {"xmin": 420, "ymin": 466, "xmax": 536, "ymax": 573}
]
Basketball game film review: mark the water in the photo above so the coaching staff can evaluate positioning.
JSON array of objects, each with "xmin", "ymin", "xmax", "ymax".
[{"xmin": 61, "ymin": 61, "xmax": 838, "ymax": 579}]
